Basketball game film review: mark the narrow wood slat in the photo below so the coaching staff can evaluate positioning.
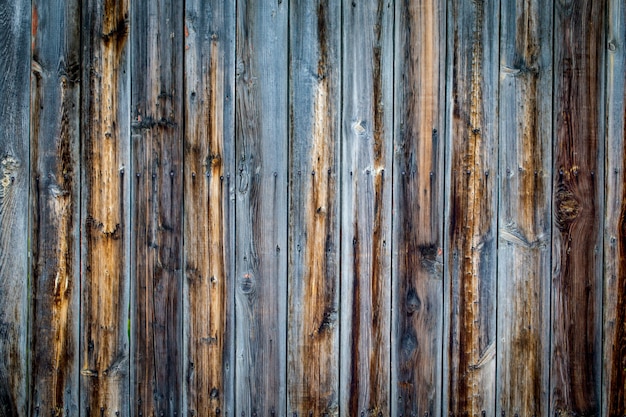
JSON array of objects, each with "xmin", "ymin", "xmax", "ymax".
[
  {"xmin": 391, "ymin": 0, "xmax": 446, "ymax": 415},
  {"xmin": 234, "ymin": 0, "xmax": 288, "ymax": 415},
  {"xmin": 80, "ymin": 1, "xmax": 131, "ymax": 415},
  {"xmin": 287, "ymin": 0, "xmax": 341, "ymax": 415},
  {"xmin": 443, "ymin": 0, "xmax": 499, "ymax": 415},
  {"xmin": 0, "ymin": 1, "xmax": 30, "ymax": 415},
  {"xmin": 340, "ymin": 0, "xmax": 394, "ymax": 415},
  {"xmin": 550, "ymin": 0, "xmax": 605, "ymax": 415},
  {"xmin": 131, "ymin": 0, "xmax": 184, "ymax": 414},
  {"xmin": 496, "ymin": 0, "xmax": 552, "ymax": 415},
  {"xmin": 183, "ymin": 0, "xmax": 236, "ymax": 416},
  {"xmin": 604, "ymin": 0, "xmax": 626, "ymax": 414},
  {"xmin": 29, "ymin": 1, "xmax": 81, "ymax": 415}
]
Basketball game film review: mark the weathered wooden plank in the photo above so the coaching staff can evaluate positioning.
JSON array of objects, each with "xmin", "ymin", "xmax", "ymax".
[
  {"xmin": 443, "ymin": 0, "xmax": 499, "ymax": 415},
  {"xmin": 131, "ymin": 0, "xmax": 184, "ymax": 414},
  {"xmin": 80, "ymin": 0, "xmax": 130, "ymax": 415},
  {"xmin": 287, "ymin": 1, "xmax": 340, "ymax": 415},
  {"xmin": 604, "ymin": 0, "xmax": 626, "ymax": 414},
  {"xmin": 234, "ymin": 0, "xmax": 288, "ymax": 415},
  {"xmin": 340, "ymin": 1, "xmax": 394, "ymax": 415},
  {"xmin": 550, "ymin": 0, "xmax": 605, "ymax": 415},
  {"xmin": 496, "ymin": 0, "xmax": 552, "ymax": 415},
  {"xmin": 391, "ymin": 0, "xmax": 446, "ymax": 415},
  {"xmin": 30, "ymin": 0, "xmax": 81, "ymax": 415},
  {"xmin": 182, "ymin": 0, "xmax": 235, "ymax": 416},
  {"xmin": 0, "ymin": 1, "xmax": 30, "ymax": 415}
]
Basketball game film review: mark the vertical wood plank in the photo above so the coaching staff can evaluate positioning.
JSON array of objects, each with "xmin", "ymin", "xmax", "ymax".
[
  {"xmin": 550, "ymin": 0, "xmax": 605, "ymax": 415},
  {"xmin": 235, "ymin": 0, "xmax": 288, "ymax": 415},
  {"xmin": 131, "ymin": 0, "xmax": 184, "ymax": 414},
  {"xmin": 443, "ymin": 0, "xmax": 499, "ymax": 415},
  {"xmin": 287, "ymin": 0, "xmax": 341, "ymax": 415},
  {"xmin": 80, "ymin": 0, "xmax": 130, "ymax": 415},
  {"xmin": 30, "ymin": 0, "xmax": 81, "ymax": 415},
  {"xmin": 183, "ymin": 0, "xmax": 235, "ymax": 416},
  {"xmin": 340, "ymin": 0, "xmax": 394, "ymax": 415},
  {"xmin": 604, "ymin": 0, "xmax": 626, "ymax": 414},
  {"xmin": 391, "ymin": 0, "xmax": 446, "ymax": 415},
  {"xmin": 496, "ymin": 0, "xmax": 552, "ymax": 415},
  {"xmin": 0, "ymin": 0, "xmax": 30, "ymax": 415}
]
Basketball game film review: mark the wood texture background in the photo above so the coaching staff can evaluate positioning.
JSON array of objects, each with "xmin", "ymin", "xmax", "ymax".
[{"xmin": 0, "ymin": 0, "xmax": 624, "ymax": 416}]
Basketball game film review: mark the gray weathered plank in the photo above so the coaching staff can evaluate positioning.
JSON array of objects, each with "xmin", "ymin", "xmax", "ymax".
[
  {"xmin": 340, "ymin": 0, "xmax": 394, "ymax": 415},
  {"xmin": 287, "ymin": 0, "xmax": 341, "ymax": 415},
  {"xmin": 80, "ymin": 0, "xmax": 131, "ymax": 415},
  {"xmin": 0, "ymin": 1, "xmax": 30, "ymax": 415},
  {"xmin": 391, "ymin": 0, "xmax": 446, "ymax": 415},
  {"xmin": 131, "ymin": 0, "xmax": 184, "ymax": 414},
  {"xmin": 182, "ymin": 0, "xmax": 236, "ymax": 415},
  {"xmin": 443, "ymin": 0, "xmax": 500, "ymax": 415},
  {"xmin": 550, "ymin": 0, "xmax": 605, "ymax": 415},
  {"xmin": 604, "ymin": 0, "xmax": 626, "ymax": 414},
  {"xmin": 234, "ymin": 0, "xmax": 288, "ymax": 415},
  {"xmin": 29, "ymin": 0, "xmax": 81, "ymax": 415},
  {"xmin": 496, "ymin": 0, "xmax": 552, "ymax": 415}
]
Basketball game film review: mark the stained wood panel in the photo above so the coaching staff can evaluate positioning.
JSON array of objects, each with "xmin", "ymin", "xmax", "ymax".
[
  {"xmin": 0, "ymin": 1, "xmax": 30, "ymax": 415},
  {"xmin": 443, "ymin": 0, "xmax": 499, "ymax": 415},
  {"xmin": 234, "ymin": 0, "xmax": 288, "ymax": 415},
  {"xmin": 496, "ymin": 0, "xmax": 552, "ymax": 415},
  {"xmin": 550, "ymin": 0, "xmax": 605, "ymax": 415},
  {"xmin": 182, "ymin": 0, "xmax": 235, "ymax": 416},
  {"xmin": 29, "ymin": 0, "xmax": 81, "ymax": 415},
  {"xmin": 130, "ymin": 0, "xmax": 184, "ymax": 414}
]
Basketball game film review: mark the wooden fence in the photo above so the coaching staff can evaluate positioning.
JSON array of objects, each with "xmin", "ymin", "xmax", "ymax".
[{"xmin": 0, "ymin": 0, "xmax": 624, "ymax": 416}]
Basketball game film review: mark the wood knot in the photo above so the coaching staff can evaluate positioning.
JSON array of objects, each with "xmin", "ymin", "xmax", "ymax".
[{"xmin": 555, "ymin": 186, "xmax": 581, "ymax": 231}]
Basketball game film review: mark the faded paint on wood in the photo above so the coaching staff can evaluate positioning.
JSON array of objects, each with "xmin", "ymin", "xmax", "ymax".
[
  {"xmin": 235, "ymin": 0, "xmax": 288, "ymax": 415},
  {"xmin": 604, "ymin": 0, "xmax": 626, "ymax": 415},
  {"xmin": 29, "ymin": 0, "xmax": 81, "ymax": 415},
  {"xmin": 0, "ymin": 0, "xmax": 30, "ymax": 415},
  {"xmin": 287, "ymin": 0, "xmax": 340, "ymax": 415},
  {"xmin": 80, "ymin": 0, "xmax": 131, "ymax": 414},
  {"xmin": 550, "ymin": 0, "xmax": 605, "ymax": 415},
  {"xmin": 183, "ymin": 0, "xmax": 235, "ymax": 415},
  {"xmin": 340, "ymin": 1, "xmax": 394, "ymax": 415},
  {"xmin": 131, "ymin": 0, "xmax": 184, "ymax": 414},
  {"xmin": 391, "ymin": 0, "xmax": 446, "ymax": 415},
  {"xmin": 496, "ymin": 0, "xmax": 552, "ymax": 415},
  {"xmin": 443, "ymin": 0, "xmax": 499, "ymax": 415}
]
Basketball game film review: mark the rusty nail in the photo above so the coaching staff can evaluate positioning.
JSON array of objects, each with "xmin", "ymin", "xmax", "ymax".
[{"xmin": 220, "ymin": 175, "xmax": 224, "ymax": 180}]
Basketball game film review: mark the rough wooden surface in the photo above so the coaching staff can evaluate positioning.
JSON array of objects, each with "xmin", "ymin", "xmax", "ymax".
[
  {"xmin": 392, "ymin": 0, "xmax": 445, "ymax": 415},
  {"xmin": 29, "ymin": 0, "xmax": 81, "ymax": 415},
  {"xmin": 131, "ymin": 0, "xmax": 184, "ymax": 414},
  {"xmin": 287, "ymin": 1, "xmax": 341, "ymax": 415},
  {"xmin": 340, "ymin": 1, "xmax": 394, "ymax": 415},
  {"xmin": 80, "ymin": 0, "xmax": 131, "ymax": 415},
  {"xmin": 0, "ymin": 1, "xmax": 30, "ymax": 415},
  {"xmin": 496, "ymin": 0, "xmax": 552, "ymax": 415},
  {"xmin": 234, "ymin": 0, "xmax": 288, "ymax": 415},
  {"xmin": 444, "ymin": 0, "xmax": 499, "ymax": 415},
  {"xmin": 182, "ymin": 0, "xmax": 235, "ymax": 415},
  {"xmin": 550, "ymin": 0, "xmax": 605, "ymax": 415}
]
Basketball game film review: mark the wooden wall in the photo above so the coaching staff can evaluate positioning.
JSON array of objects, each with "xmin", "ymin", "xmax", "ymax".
[{"xmin": 0, "ymin": 0, "xmax": 624, "ymax": 416}]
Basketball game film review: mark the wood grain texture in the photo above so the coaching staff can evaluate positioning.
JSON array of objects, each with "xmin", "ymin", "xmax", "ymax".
[
  {"xmin": 604, "ymin": 0, "xmax": 626, "ymax": 415},
  {"xmin": 443, "ymin": 0, "xmax": 499, "ymax": 415},
  {"xmin": 30, "ymin": 0, "xmax": 81, "ymax": 415},
  {"xmin": 392, "ymin": 0, "xmax": 445, "ymax": 415},
  {"xmin": 496, "ymin": 0, "xmax": 552, "ymax": 415},
  {"xmin": 234, "ymin": 0, "xmax": 288, "ymax": 415},
  {"xmin": 182, "ymin": 0, "xmax": 235, "ymax": 416},
  {"xmin": 131, "ymin": 0, "xmax": 184, "ymax": 414},
  {"xmin": 340, "ymin": 0, "xmax": 394, "ymax": 415},
  {"xmin": 287, "ymin": 1, "xmax": 340, "ymax": 415},
  {"xmin": 0, "ymin": 1, "xmax": 30, "ymax": 415},
  {"xmin": 550, "ymin": 0, "xmax": 605, "ymax": 415}
]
